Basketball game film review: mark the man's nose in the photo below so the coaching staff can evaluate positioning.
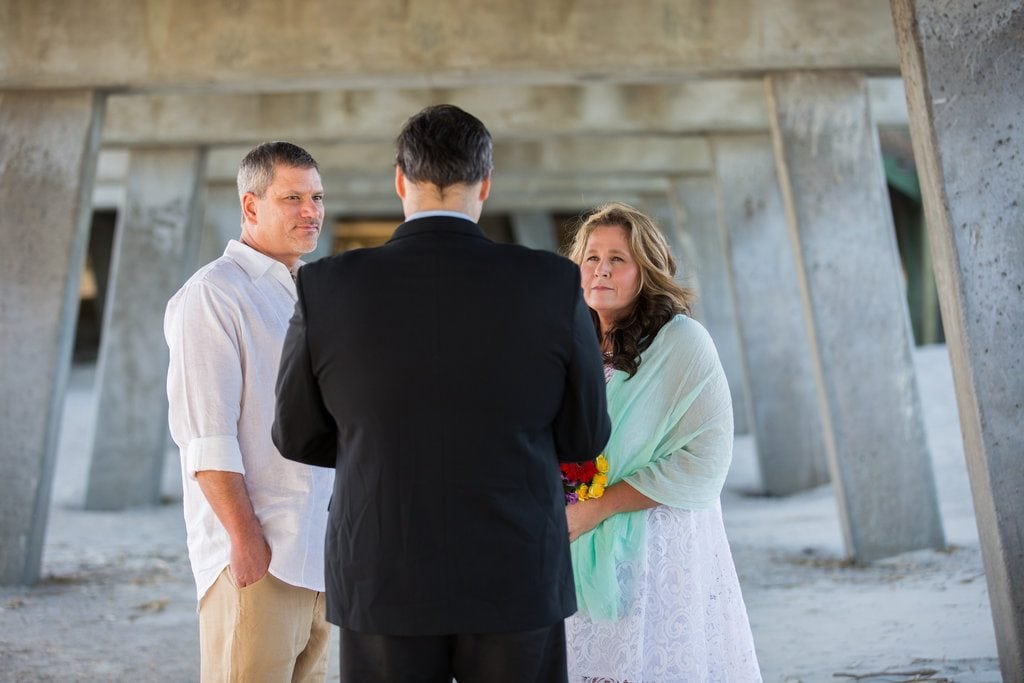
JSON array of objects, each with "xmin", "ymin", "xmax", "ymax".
[{"xmin": 299, "ymin": 198, "xmax": 320, "ymax": 218}]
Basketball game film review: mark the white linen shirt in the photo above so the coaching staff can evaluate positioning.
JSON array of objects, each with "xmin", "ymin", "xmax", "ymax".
[{"xmin": 165, "ymin": 239, "xmax": 334, "ymax": 602}]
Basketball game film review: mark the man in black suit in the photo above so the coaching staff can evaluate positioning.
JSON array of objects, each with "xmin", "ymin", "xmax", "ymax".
[{"xmin": 272, "ymin": 104, "xmax": 611, "ymax": 682}]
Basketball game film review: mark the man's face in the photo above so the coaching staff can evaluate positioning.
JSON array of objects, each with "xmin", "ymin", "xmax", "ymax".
[{"xmin": 242, "ymin": 164, "xmax": 324, "ymax": 267}]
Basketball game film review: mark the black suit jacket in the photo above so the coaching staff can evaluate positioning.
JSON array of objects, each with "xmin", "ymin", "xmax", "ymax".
[{"xmin": 273, "ymin": 216, "xmax": 610, "ymax": 635}]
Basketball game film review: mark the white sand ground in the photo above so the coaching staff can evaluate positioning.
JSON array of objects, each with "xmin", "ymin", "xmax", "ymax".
[{"xmin": 0, "ymin": 345, "xmax": 1002, "ymax": 681}]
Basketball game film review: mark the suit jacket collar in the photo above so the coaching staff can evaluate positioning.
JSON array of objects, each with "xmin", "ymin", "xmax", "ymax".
[{"xmin": 389, "ymin": 215, "xmax": 490, "ymax": 243}]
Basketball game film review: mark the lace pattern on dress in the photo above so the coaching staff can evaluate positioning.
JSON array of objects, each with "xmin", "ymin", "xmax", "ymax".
[{"xmin": 566, "ymin": 503, "xmax": 761, "ymax": 682}]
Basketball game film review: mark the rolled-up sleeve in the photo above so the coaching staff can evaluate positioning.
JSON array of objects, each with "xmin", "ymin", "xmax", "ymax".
[{"xmin": 165, "ymin": 281, "xmax": 245, "ymax": 479}]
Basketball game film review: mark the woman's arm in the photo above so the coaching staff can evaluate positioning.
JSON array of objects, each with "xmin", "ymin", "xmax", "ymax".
[
  {"xmin": 566, "ymin": 317, "xmax": 734, "ymax": 541},
  {"xmin": 566, "ymin": 480, "xmax": 658, "ymax": 542}
]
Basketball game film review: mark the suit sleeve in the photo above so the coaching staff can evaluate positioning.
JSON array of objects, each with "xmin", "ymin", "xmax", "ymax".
[
  {"xmin": 272, "ymin": 272, "xmax": 338, "ymax": 468},
  {"xmin": 552, "ymin": 281, "xmax": 611, "ymax": 463}
]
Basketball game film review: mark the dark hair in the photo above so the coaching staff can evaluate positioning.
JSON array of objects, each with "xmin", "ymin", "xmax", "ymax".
[
  {"xmin": 566, "ymin": 202, "xmax": 695, "ymax": 378},
  {"xmin": 237, "ymin": 141, "xmax": 319, "ymax": 198},
  {"xmin": 395, "ymin": 104, "xmax": 493, "ymax": 190}
]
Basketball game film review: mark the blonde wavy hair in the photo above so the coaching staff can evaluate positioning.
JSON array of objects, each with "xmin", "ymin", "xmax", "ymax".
[{"xmin": 566, "ymin": 202, "xmax": 695, "ymax": 377}]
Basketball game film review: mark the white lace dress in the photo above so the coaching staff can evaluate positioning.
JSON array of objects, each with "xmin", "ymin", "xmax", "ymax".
[
  {"xmin": 566, "ymin": 327, "xmax": 761, "ymax": 682},
  {"xmin": 565, "ymin": 501, "xmax": 761, "ymax": 682}
]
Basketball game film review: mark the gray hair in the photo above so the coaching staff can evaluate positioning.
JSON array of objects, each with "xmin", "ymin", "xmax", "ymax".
[{"xmin": 237, "ymin": 141, "xmax": 319, "ymax": 199}]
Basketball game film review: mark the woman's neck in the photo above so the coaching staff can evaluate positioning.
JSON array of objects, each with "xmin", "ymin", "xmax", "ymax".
[{"xmin": 597, "ymin": 314, "xmax": 616, "ymax": 342}]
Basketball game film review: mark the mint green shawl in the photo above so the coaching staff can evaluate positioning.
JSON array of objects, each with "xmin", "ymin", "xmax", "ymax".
[{"xmin": 570, "ymin": 315, "xmax": 734, "ymax": 620}]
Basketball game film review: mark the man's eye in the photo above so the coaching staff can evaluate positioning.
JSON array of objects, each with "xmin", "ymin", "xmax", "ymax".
[{"xmin": 313, "ymin": 195, "xmax": 324, "ymax": 202}]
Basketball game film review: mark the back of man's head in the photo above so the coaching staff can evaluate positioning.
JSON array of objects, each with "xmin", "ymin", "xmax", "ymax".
[
  {"xmin": 395, "ymin": 105, "xmax": 493, "ymax": 191},
  {"xmin": 237, "ymin": 141, "xmax": 319, "ymax": 199}
]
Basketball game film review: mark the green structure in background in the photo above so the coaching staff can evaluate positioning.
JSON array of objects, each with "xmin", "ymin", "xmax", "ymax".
[{"xmin": 885, "ymin": 155, "xmax": 944, "ymax": 346}]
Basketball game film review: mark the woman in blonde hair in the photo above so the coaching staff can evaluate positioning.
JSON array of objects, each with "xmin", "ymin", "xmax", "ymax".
[{"xmin": 564, "ymin": 202, "xmax": 760, "ymax": 681}]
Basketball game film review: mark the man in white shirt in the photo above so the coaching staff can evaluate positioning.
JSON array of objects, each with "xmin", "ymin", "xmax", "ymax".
[{"xmin": 165, "ymin": 142, "xmax": 334, "ymax": 682}]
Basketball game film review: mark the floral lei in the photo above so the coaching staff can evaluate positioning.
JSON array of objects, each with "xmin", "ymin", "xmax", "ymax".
[{"xmin": 560, "ymin": 454, "xmax": 609, "ymax": 505}]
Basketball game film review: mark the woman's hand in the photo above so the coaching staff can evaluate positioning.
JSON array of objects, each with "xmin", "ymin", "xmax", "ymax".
[
  {"xmin": 566, "ymin": 497, "xmax": 611, "ymax": 542},
  {"xmin": 566, "ymin": 481, "xmax": 660, "ymax": 542}
]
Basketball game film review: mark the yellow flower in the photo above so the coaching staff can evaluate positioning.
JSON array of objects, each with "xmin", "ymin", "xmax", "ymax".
[
  {"xmin": 595, "ymin": 454, "xmax": 609, "ymax": 473},
  {"xmin": 577, "ymin": 484, "xmax": 590, "ymax": 501},
  {"xmin": 589, "ymin": 482, "xmax": 605, "ymax": 498},
  {"xmin": 592, "ymin": 473, "xmax": 608, "ymax": 487}
]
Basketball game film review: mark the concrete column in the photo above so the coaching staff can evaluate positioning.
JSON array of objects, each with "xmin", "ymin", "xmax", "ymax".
[
  {"xmin": 639, "ymin": 193, "xmax": 705, "ymax": 310},
  {"xmin": 0, "ymin": 91, "xmax": 104, "ymax": 584},
  {"xmin": 510, "ymin": 211, "xmax": 560, "ymax": 252},
  {"xmin": 668, "ymin": 176, "xmax": 752, "ymax": 435},
  {"xmin": 647, "ymin": 188, "xmax": 753, "ymax": 432},
  {"xmin": 711, "ymin": 136, "xmax": 830, "ymax": 496},
  {"xmin": 765, "ymin": 71, "xmax": 944, "ymax": 560},
  {"xmin": 84, "ymin": 148, "xmax": 206, "ymax": 510},
  {"xmin": 891, "ymin": 1, "xmax": 1024, "ymax": 676},
  {"xmin": 199, "ymin": 183, "xmax": 241, "ymax": 267}
]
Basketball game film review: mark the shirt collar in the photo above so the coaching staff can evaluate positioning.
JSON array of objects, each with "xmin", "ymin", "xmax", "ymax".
[
  {"xmin": 406, "ymin": 209, "xmax": 475, "ymax": 222},
  {"xmin": 225, "ymin": 239, "xmax": 303, "ymax": 289}
]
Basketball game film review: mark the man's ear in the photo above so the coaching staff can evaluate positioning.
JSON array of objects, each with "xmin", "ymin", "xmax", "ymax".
[
  {"xmin": 241, "ymin": 192, "xmax": 259, "ymax": 226},
  {"xmin": 395, "ymin": 166, "xmax": 407, "ymax": 200},
  {"xmin": 478, "ymin": 175, "xmax": 491, "ymax": 202}
]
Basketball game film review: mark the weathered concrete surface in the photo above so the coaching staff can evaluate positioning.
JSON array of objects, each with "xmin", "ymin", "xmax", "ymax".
[
  {"xmin": 208, "ymin": 137, "xmax": 713, "ymax": 179},
  {"xmin": 0, "ymin": 90, "xmax": 104, "ymax": 584},
  {"xmin": 84, "ymin": 149, "xmax": 206, "ymax": 510},
  {"xmin": 639, "ymin": 194, "xmax": 700, "ymax": 303},
  {"xmin": 765, "ymin": 71, "xmax": 944, "ymax": 561},
  {"xmin": 98, "ymin": 79, "xmax": 910, "ymax": 146},
  {"xmin": 891, "ymin": 0, "xmax": 1024, "ymax": 677},
  {"xmin": 95, "ymin": 148, "xmax": 676, "ymax": 214},
  {"xmin": 0, "ymin": 0, "xmax": 898, "ymax": 91},
  {"xmin": 197, "ymin": 184, "xmax": 240, "ymax": 268},
  {"xmin": 711, "ymin": 135, "xmax": 830, "ymax": 496},
  {"xmin": 669, "ymin": 177, "xmax": 751, "ymax": 435},
  {"xmin": 510, "ymin": 212, "xmax": 559, "ymax": 252}
]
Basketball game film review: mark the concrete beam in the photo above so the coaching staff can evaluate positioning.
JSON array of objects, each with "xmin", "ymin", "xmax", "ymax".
[
  {"xmin": 766, "ymin": 71, "xmax": 944, "ymax": 560},
  {"xmin": 85, "ymin": 148, "xmax": 206, "ymax": 510},
  {"xmin": 93, "ymin": 141, "xmax": 691, "ymax": 214},
  {"xmin": 204, "ymin": 137, "xmax": 713, "ymax": 179},
  {"xmin": 0, "ymin": 90, "xmax": 104, "ymax": 584},
  {"xmin": 892, "ymin": 0, "xmax": 1024, "ymax": 676},
  {"xmin": 1, "ymin": 0, "xmax": 899, "ymax": 92},
  {"xmin": 98, "ymin": 79, "xmax": 910, "ymax": 146}
]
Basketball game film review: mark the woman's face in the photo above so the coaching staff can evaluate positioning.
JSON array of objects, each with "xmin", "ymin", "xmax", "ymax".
[{"xmin": 580, "ymin": 224, "xmax": 641, "ymax": 327}]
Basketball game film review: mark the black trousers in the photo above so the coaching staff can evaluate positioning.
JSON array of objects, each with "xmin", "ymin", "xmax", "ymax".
[{"xmin": 339, "ymin": 621, "xmax": 568, "ymax": 683}]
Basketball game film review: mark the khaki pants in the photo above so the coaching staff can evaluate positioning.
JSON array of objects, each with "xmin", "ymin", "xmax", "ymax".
[{"xmin": 199, "ymin": 568, "xmax": 330, "ymax": 683}]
